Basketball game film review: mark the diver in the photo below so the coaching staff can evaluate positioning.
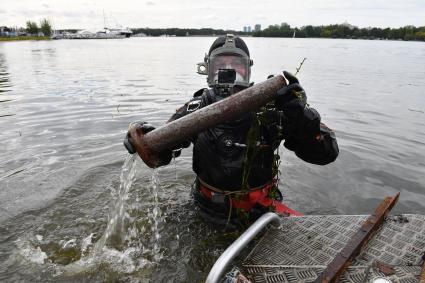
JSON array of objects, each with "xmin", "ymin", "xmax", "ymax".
[{"xmin": 124, "ymin": 34, "xmax": 339, "ymax": 228}]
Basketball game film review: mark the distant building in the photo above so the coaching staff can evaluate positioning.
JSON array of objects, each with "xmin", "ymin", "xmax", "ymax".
[
  {"xmin": 0, "ymin": 26, "xmax": 11, "ymax": 37},
  {"xmin": 243, "ymin": 26, "xmax": 254, "ymax": 33},
  {"xmin": 254, "ymin": 24, "xmax": 261, "ymax": 32}
]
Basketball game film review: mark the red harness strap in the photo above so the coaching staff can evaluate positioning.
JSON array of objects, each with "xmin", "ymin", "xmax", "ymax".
[{"xmin": 198, "ymin": 180, "xmax": 303, "ymax": 217}]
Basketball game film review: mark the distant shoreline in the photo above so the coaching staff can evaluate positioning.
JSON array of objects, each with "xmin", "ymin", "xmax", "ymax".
[
  {"xmin": 127, "ymin": 25, "xmax": 425, "ymax": 42},
  {"xmin": 2, "ymin": 24, "xmax": 423, "ymax": 42},
  {"xmin": 133, "ymin": 35, "xmax": 425, "ymax": 43},
  {"xmin": 135, "ymin": 34, "xmax": 424, "ymax": 42},
  {"xmin": 0, "ymin": 36, "xmax": 51, "ymax": 42},
  {"xmin": 1, "ymin": 35, "xmax": 423, "ymax": 44}
]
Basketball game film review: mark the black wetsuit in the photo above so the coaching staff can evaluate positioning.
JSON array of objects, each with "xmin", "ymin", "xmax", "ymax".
[{"xmin": 167, "ymin": 88, "xmax": 339, "ymax": 224}]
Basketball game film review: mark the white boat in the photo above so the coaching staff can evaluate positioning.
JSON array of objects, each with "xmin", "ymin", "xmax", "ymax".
[
  {"xmin": 108, "ymin": 27, "xmax": 133, "ymax": 38},
  {"xmin": 61, "ymin": 29, "xmax": 127, "ymax": 39}
]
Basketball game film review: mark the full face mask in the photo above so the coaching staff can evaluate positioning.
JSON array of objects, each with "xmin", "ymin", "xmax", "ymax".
[{"xmin": 197, "ymin": 34, "xmax": 253, "ymax": 89}]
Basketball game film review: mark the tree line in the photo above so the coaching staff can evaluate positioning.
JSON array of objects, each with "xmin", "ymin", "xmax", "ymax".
[
  {"xmin": 131, "ymin": 27, "xmax": 239, "ymax": 37},
  {"xmin": 253, "ymin": 23, "xmax": 425, "ymax": 41},
  {"xmin": 130, "ymin": 25, "xmax": 425, "ymax": 41},
  {"xmin": 11, "ymin": 21, "xmax": 425, "ymax": 41},
  {"xmin": 25, "ymin": 19, "xmax": 53, "ymax": 36}
]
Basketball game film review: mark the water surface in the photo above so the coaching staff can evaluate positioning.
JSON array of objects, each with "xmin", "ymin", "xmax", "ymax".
[{"xmin": 0, "ymin": 37, "xmax": 424, "ymax": 282}]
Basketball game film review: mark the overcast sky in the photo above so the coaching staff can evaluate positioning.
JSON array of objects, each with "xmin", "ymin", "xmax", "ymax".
[{"xmin": 1, "ymin": 0, "xmax": 424, "ymax": 30}]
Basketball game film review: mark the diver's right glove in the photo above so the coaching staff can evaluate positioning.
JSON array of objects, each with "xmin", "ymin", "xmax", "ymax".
[
  {"xmin": 123, "ymin": 121, "xmax": 155, "ymax": 154},
  {"xmin": 123, "ymin": 122, "xmax": 174, "ymax": 167}
]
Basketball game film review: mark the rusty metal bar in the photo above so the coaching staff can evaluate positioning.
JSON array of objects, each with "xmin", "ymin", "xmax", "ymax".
[
  {"xmin": 314, "ymin": 192, "xmax": 400, "ymax": 283},
  {"xmin": 129, "ymin": 75, "xmax": 286, "ymax": 168}
]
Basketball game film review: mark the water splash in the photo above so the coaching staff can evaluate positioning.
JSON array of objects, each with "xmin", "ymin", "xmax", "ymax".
[
  {"xmin": 98, "ymin": 154, "xmax": 137, "ymax": 250},
  {"xmin": 172, "ymin": 151, "xmax": 178, "ymax": 180},
  {"xmin": 95, "ymin": 154, "xmax": 165, "ymax": 263},
  {"xmin": 14, "ymin": 239, "xmax": 48, "ymax": 265},
  {"xmin": 149, "ymin": 169, "xmax": 162, "ymax": 262},
  {"xmin": 58, "ymin": 154, "xmax": 165, "ymax": 277}
]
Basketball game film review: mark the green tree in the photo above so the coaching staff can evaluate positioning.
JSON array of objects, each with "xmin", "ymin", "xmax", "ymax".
[
  {"xmin": 40, "ymin": 18, "xmax": 52, "ymax": 37},
  {"xmin": 320, "ymin": 29, "xmax": 332, "ymax": 38},
  {"xmin": 26, "ymin": 21, "xmax": 39, "ymax": 35},
  {"xmin": 382, "ymin": 28, "xmax": 391, "ymax": 39},
  {"xmin": 415, "ymin": 31, "xmax": 425, "ymax": 41}
]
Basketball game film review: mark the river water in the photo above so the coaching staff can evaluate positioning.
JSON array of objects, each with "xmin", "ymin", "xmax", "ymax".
[{"xmin": 0, "ymin": 37, "xmax": 424, "ymax": 282}]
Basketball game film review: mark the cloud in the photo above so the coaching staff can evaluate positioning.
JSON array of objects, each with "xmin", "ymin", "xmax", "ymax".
[
  {"xmin": 204, "ymin": 14, "xmax": 218, "ymax": 20},
  {"xmin": 0, "ymin": 0, "xmax": 424, "ymax": 30}
]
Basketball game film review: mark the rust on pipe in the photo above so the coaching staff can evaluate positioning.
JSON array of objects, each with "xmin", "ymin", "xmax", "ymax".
[
  {"xmin": 314, "ymin": 192, "xmax": 400, "ymax": 283},
  {"xmin": 129, "ymin": 75, "xmax": 286, "ymax": 168}
]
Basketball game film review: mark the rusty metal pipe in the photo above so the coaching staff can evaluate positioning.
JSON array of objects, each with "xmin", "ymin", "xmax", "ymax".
[{"xmin": 129, "ymin": 75, "xmax": 286, "ymax": 168}]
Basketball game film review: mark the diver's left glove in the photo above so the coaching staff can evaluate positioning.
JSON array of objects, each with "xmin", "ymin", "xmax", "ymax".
[
  {"xmin": 276, "ymin": 72, "xmax": 321, "ymax": 140},
  {"xmin": 275, "ymin": 71, "xmax": 307, "ymax": 119},
  {"xmin": 123, "ymin": 121, "xmax": 155, "ymax": 154}
]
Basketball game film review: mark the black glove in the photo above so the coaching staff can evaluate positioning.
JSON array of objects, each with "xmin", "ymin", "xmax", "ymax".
[
  {"xmin": 275, "ymin": 71, "xmax": 307, "ymax": 119},
  {"xmin": 284, "ymin": 107, "xmax": 321, "ymax": 140},
  {"xmin": 123, "ymin": 121, "xmax": 155, "ymax": 154}
]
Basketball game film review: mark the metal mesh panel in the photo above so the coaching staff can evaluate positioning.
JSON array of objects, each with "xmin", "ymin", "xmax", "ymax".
[
  {"xmin": 234, "ymin": 214, "xmax": 425, "ymax": 283},
  {"xmin": 238, "ymin": 265, "xmax": 422, "ymax": 283}
]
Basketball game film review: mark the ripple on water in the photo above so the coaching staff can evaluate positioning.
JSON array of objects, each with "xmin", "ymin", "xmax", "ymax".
[{"xmin": 0, "ymin": 155, "xmax": 239, "ymax": 282}]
